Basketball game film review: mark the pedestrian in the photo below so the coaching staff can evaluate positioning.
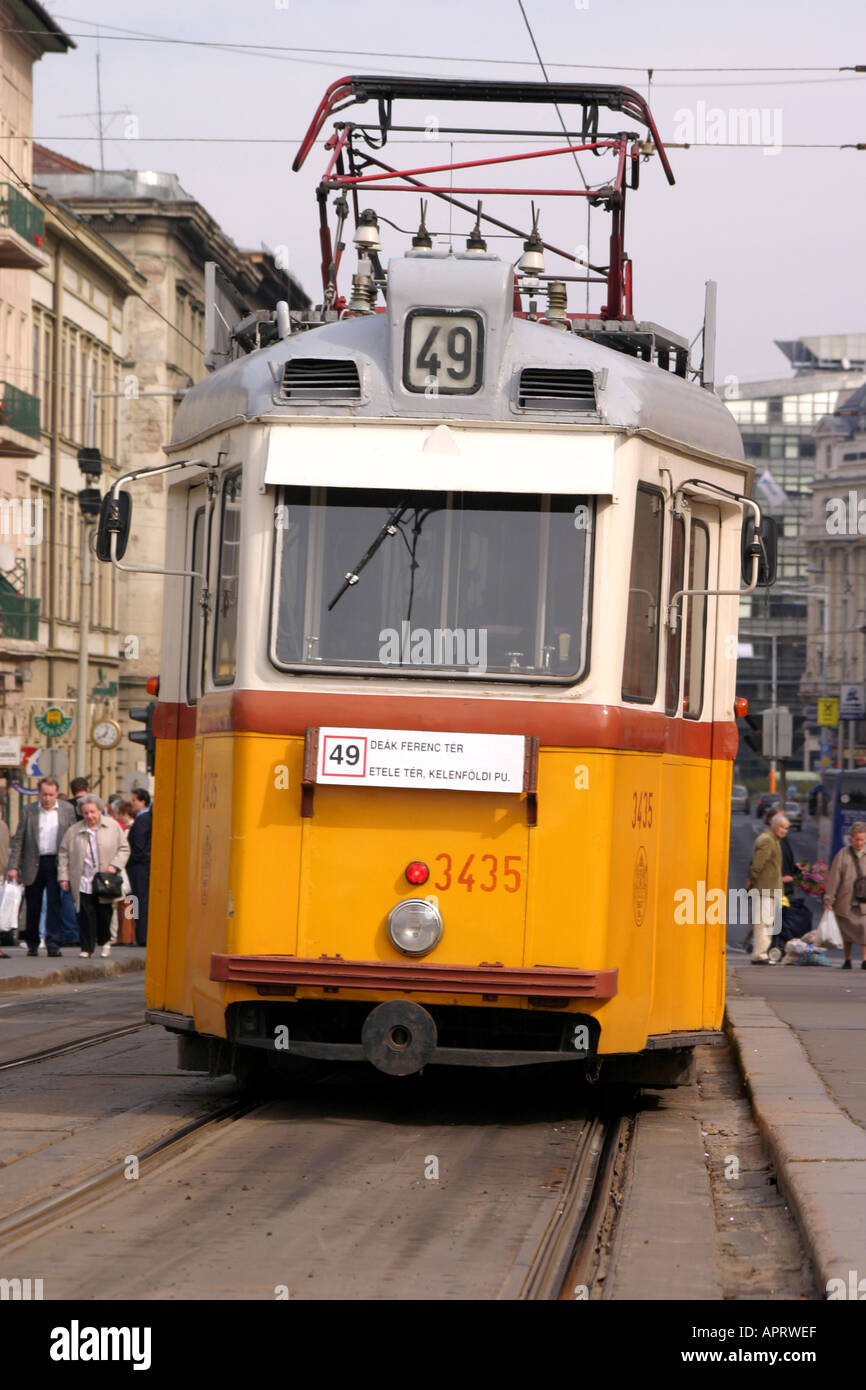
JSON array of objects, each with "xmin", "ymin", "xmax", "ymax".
[
  {"xmin": 127, "ymin": 787, "xmax": 151, "ymax": 947},
  {"xmin": 106, "ymin": 799, "xmax": 133, "ymax": 945},
  {"xmin": 6, "ymin": 777, "xmax": 76, "ymax": 957},
  {"xmin": 778, "ymin": 829, "xmax": 812, "ymax": 947},
  {"xmin": 0, "ymin": 813, "xmax": 9, "ymax": 958},
  {"xmin": 746, "ymin": 811, "xmax": 789, "ymax": 964},
  {"xmin": 69, "ymin": 777, "xmax": 91, "ymax": 821},
  {"xmin": 57, "ymin": 795, "xmax": 129, "ymax": 960},
  {"xmin": 823, "ymin": 820, "xmax": 866, "ymax": 970}
]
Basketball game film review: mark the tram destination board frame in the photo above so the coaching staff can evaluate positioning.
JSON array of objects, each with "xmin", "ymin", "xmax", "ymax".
[{"xmin": 302, "ymin": 727, "xmax": 539, "ymax": 819}]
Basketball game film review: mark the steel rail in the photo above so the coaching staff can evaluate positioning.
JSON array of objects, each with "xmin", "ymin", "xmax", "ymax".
[
  {"xmin": 500, "ymin": 1112, "xmax": 630, "ymax": 1300},
  {"xmin": 0, "ymin": 1023, "xmax": 146, "ymax": 1072},
  {"xmin": 0, "ymin": 1096, "xmax": 260, "ymax": 1256},
  {"xmin": 558, "ymin": 1114, "xmax": 628, "ymax": 1299}
]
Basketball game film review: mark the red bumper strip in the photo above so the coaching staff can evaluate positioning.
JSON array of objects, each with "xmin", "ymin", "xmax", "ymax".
[{"xmin": 210, "ymin": 953, "xmax": 618, "ymax": 999}]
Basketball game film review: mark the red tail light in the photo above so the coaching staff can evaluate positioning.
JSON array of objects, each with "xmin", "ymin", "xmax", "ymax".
[{"xmin": 405, "ymin": 861, "xmax": 429, "ymax": 885}]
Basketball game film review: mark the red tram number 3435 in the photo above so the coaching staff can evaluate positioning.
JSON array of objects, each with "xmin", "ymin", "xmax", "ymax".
[{"xmin": 433, "ymin": 853, "xmax": 522, "ymax": 893}]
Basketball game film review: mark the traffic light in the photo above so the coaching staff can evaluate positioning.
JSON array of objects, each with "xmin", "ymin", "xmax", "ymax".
[
  {"xmin": 738, "ymin": 710, "xmax": 765, "ymax": 760},
  {"xmin": 129, "ymin": 701, "xmax": 156, "ymax": 775}
]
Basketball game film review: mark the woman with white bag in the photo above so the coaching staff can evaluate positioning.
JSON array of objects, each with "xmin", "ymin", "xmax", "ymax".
[{"xmin": 824, "ymin": 821, "xmax": 866, "ymax": 969}]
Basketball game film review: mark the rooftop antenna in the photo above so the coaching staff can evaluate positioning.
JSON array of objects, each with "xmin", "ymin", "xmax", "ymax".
[
  {"xmin": 95, "ymin": 26, "xmax": 105, "ymax": 171},
  {"xmin": 58, "ymin": 25, "xmax": 129, "ymax": 167}
]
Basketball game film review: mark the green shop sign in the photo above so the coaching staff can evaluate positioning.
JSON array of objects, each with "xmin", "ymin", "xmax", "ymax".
[{"xmin": 34, "ymin": 707, "xmax": 73, "ymax": 738}]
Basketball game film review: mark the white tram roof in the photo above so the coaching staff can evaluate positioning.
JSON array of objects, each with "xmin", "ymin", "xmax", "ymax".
[{"xmin": 169, "ymin": 255, "xmax": 746, "ymax": 474}]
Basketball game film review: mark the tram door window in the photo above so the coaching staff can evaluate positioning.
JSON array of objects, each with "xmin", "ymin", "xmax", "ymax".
[
  {"xmin": 683, "ymin": 520, "xmax": 709, "ymax": 719},
  {"xmin": 213, "ymin": 471, "xmax": 242, "ymax": 685},
  {"xmin": 622, "ymin": 486, "xmax": 663, "ymax": 703},
  {"xmin": 665, "ymin": 515, "xmax": 685, "ymax": 714},
  {"xmin": 186, "ymin": 504, "xmax": 206, "ymax": 704}
]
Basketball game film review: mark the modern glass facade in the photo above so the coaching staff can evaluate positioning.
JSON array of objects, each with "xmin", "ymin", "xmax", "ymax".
[{"xmin": 723, "ymin": 338, "xmax": 866, "ymax": 776}]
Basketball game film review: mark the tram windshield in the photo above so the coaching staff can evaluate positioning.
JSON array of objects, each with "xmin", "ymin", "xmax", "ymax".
[{"xmin": 270, "ymin": 486, "xmax": 593, "ymax": 680}]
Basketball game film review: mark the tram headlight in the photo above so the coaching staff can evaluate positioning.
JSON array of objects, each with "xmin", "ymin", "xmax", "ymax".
[{"xmin": 387, "ymin": 899, "xmax": 443, "ymax": 957}]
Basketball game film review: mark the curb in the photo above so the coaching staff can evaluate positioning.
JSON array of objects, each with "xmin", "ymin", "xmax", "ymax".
[
  {"xmin": 725, "ymin": 995, "xmax": 866, "ymax": 1296},
  {"xmin": 0, "ymin": 954, "xmax": 146, "ymax": 995}
]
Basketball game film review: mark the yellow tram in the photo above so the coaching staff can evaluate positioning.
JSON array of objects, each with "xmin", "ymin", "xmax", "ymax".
[{"xmin": 97, "ymin": 78, "xmax": 773, "ymax": 1084}]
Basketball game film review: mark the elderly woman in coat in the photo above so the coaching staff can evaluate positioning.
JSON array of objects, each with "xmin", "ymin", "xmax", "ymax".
[
  {"xmin": 58, "ymin": 795, "xmax": 129, "ymax": 960},
  {"xmin": 824, "ymin": 820, "xmax": 866, "ymax": 969}
]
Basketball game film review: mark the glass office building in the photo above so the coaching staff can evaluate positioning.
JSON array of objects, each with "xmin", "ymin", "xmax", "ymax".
[{"xmin": 723, "ymin": 335, "xmax": 866, "ymax": 776}]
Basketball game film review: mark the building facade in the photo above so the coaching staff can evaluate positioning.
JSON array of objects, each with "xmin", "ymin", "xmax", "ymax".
[
  {"xmin": 33, "ymin": 156, "xmax": 309, "ymax": 784},
  {"xmin": 26, "ymin": 191, "xmax": 143, "ymax": 795},
  {"xmin": 724, "ymin": 335, "xmax": 866, "ymax": 775},
  {"xmin": 0, "ymin": 3, "xmax": 71, "ymax": 814},
  {"xmin": 803, "ymin": 381, "xmax": 866, "ymax": 769}
]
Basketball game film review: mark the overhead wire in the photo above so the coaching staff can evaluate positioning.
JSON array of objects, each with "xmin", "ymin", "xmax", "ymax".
[
  {"xmin": 515, "ymin": 0, "xmax": 592, "ymax": 311},
  {"xmin": 14, "ymin": 20, "xmax": 866, "ymax": 85},
  {"xmin": 25, "ymin": 136, "xmax": 861, "ymax": 151}
]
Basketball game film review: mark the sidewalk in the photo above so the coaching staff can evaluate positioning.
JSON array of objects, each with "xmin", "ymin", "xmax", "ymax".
[
  {"xmin": 0, "ymin": 942, "xmax": 146, "ymax": 993},
  {"xmin": 725, "ymin": 950, "xmax": 866, "ymax": 1297}
]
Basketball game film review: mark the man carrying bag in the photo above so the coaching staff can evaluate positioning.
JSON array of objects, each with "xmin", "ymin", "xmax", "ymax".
[{"xmin": 7, "ymin": 778, "xmax": 76, "ymax": 957}]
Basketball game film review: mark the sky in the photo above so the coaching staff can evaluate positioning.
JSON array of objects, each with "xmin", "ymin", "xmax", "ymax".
[{"xmin": 28, "ymin": 0, "xmax": 866, "ymax": 384}]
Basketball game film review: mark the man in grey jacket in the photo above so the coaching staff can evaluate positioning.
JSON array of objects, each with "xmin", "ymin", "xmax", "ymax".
[{"xmin": 7, "ymin": 778, "xmax": 76, "ymax": 956}]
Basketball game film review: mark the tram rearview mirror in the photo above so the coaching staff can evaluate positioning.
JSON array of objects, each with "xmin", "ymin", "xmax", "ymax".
[
  {"xmin": 96, "ymin": 490, "xmax": 132, "ymax": 562},
  {"xmin": 740, "ymin": 515, "xmax": 777, "ymax": 587}
]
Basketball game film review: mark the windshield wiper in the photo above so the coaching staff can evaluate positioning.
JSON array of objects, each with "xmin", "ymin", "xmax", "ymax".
[{"xmin": 327, "ymin": 500, "xmax": 410, "ymax": 611}]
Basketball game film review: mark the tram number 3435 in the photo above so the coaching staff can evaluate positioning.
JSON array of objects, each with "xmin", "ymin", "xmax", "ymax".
[{"xmin": 433, "ymin": 852, "xmax": 522, "ymax": 893}]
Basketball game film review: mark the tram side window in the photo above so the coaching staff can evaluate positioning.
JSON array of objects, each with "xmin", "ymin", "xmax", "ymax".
[
  {"xmin": 622, "ymin": 486, "xmax": 663, "ymax": 703},
  {"xmin": 683, "ymin": 521, "xmax": 709, "ymax": 719},
  {"xmin": 186, "ymin": 507, "xmax": 206, "ymax": 703},
  {"xmin": 665, "ymin": 515, "xmax": 685, "ymax": 715},
  {"xmin": 213, "ymin": 471, "xmax": 242, "ymax": 686}
]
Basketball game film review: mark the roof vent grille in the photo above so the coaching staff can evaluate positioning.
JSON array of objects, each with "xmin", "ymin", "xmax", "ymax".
[
  {"xmin": 279, "ymin": 358, "xmax": 361, "ymax": 401},
  {"xmin": 517, "ymin": 367, "xmax": 596, "ymax": 412}
]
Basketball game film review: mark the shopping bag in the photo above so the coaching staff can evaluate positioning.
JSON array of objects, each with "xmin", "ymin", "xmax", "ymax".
[
  {"xmin": 797, "ymin": 945, "xmax": 830, "ymax": 967},
  {"xmin": 817, "ymin": 908, "xmax": 844, "ymax": 950},
  {"xmin": 0, "ymin": 882, "xmax": 24, "ymax": 937}
]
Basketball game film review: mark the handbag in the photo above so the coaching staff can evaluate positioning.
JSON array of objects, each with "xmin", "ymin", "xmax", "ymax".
[
  {"xmin": 848, "ymin": 849, "xmax": 866, "ymax": 903},
  {"xmin": 93, "ymin": 871, "xmax": 123, "ymax": 901}
]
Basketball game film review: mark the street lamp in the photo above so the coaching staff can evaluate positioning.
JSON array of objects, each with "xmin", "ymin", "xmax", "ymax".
[
  {"xmin": 75, "ymin": 383, "xmax": 189, "ymax": 780},
  {"xmin": 75, "ymin": 446, "xmax": 102, "ymax": 780}
]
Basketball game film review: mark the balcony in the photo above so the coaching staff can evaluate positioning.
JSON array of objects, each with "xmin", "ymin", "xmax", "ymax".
[
  {"xmin": 0, "ymin": 184, "xmax": 48, "ymax": 270},
  {"xmin": 0, "ymin": 575, "xmax": 39, "ymax": 644},
  {"xmin": 0, "ymin": 383, "xmax": 42, "ymax": 457}
]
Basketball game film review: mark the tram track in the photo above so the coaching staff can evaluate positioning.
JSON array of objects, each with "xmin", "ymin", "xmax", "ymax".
[
  {"xmin": 504, "ymin": 1111, "xmax": 632, "ymax": 1300},
  {"xmin": 0, "ymin": 1023, "xmax": 147, "ymax": 1073},
  {"xmin": 0, "ymin": 1062, "xmax": 637, "ymax": 1297},
  {"xmin": 0, "ymin": 1094, "xmax": 260, "ymax": 1257}
]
